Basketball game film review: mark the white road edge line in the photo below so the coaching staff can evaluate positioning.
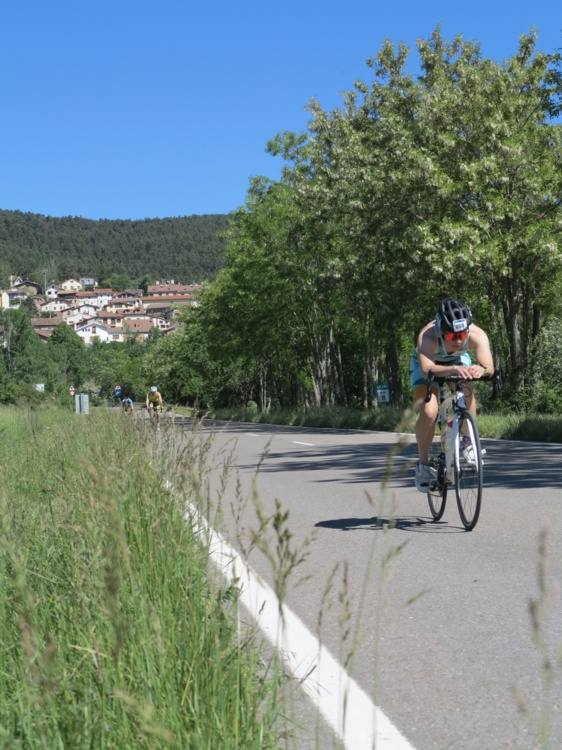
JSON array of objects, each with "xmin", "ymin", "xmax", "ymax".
[
  {"xmin": 186, "ymin": 503, "xmax": 416, "ymax": 750},
  {"xmin": 293, "ymin": 440, "xmax": 315, "ymax": 446}
]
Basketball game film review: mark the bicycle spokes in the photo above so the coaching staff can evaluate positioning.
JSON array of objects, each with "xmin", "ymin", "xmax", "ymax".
[{"xmin": 454, "ymin": 413, "xmax": 483, "ymax": 530}]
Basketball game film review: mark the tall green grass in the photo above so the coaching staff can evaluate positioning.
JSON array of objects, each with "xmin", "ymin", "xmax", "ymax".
[{"xmin": 0, "ymin": 407, "xmax": 280, "ymax": 749}]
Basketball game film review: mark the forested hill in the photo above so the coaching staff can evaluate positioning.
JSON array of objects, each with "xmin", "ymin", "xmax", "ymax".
[{"xmin": 0, "ymin": 209, "xmax": 230, "ymax": 285}]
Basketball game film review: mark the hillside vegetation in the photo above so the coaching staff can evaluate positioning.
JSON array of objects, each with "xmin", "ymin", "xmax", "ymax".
[{"xmin": 0, "ymin": 209, "xmax": 229, "ymax": 286}]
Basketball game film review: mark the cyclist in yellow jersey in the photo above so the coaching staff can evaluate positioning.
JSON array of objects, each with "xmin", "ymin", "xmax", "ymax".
[{"xmin": 146, "ymin": 385, "xmax": 163, "ymax": 424}]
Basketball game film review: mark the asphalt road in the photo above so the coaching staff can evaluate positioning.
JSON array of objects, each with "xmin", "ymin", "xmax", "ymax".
[{"xmin": 171, "ymin": 417, "xmax": 562, "ymax": 750}]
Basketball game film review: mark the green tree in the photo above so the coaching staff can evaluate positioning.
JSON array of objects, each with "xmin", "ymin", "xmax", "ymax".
[
  {"xmin": 47, "ymin": 323, "xmax": 86, "ymax": 389},
  {"xmin": 0, "ymin": 309, "xmax": 46, "ymax": 385}
]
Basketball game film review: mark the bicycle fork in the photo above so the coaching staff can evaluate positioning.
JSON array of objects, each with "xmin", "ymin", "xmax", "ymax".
[{"xmin": 443, "ymin": 417, "xmax": 460, "ymax": 483}]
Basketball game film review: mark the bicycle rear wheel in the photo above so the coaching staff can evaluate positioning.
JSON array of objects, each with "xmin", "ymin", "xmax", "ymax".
[
  {"xmin": 427, "ymin": 455, "xmax": 447, "ymax": 521},
  {"xmin": 454, "ymin": 412, "xmax": 483, "ymax": 531}
]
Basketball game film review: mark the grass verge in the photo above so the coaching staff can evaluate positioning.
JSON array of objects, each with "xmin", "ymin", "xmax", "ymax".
[{"xmin": 0, "ymin": 406, "xmax": 280, "ymax": 749}]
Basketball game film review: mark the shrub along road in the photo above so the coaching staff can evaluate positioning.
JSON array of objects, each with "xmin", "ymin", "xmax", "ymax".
[{"xmin": 173, "ymin": 417, "xmax": 562, "ymax": 750}]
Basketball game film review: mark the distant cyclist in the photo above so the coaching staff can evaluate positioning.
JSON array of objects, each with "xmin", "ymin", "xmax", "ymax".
[
  {"xmin": 113, "ymin": 383, "xmax": 123, "ymax": 405},
  {"xmin": 410, "ymin": 298, "xmax": 494, "ymax": 492},
  {"xmin": 146, "ymin": 386, "xmax": 163, "ymax": 425},
  {"xmin": 121, "ymin": 396, "xmax": 134, "ymax": 413}
]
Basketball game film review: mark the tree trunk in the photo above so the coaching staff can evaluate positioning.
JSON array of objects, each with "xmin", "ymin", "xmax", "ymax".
[
  {"xmin": 386, "ymin": 338, "xmax": 402, "ymax": 405},
  {"xmin": 329, "ymin": 325, "xmax": 347, "ymax": 406},
  {"xmin": 502, "ymin": 272, "xmax": 523, "ymax": 391}
]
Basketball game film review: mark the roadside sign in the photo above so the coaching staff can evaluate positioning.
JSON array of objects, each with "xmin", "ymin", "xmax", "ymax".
[{"xmin": 376, "ymin": 384, "xmax": 390, "ymax": 404}]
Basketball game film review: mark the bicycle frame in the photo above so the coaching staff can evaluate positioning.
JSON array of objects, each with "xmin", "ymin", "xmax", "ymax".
[{"xmin": 433, "ymin": 380, "xmax": 470, "ymax": 480}]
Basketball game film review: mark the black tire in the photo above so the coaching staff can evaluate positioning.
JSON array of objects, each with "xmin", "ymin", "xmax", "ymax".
[
  {"xmin": 427, "ymin": 455, "xmax": 447, "ymax": 521},
  {"xmin": 454, "ymin": 412, "xmax": 483, "ymax": 531}
]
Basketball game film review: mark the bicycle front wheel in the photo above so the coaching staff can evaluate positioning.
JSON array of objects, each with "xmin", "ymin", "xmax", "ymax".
[{"xmin": 454, "ymin": 412, "xmax": 483, "ymax": 531}]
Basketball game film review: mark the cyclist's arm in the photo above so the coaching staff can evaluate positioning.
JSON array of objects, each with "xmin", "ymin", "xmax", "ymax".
[{"xmin": 469, "ymin": 327, "xmax": 494, "ymax": 377}]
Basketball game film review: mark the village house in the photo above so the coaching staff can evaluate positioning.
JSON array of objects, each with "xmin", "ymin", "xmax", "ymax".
[
  {"xmin": 74, "ymin": 289, "xmax": 113, "ymax": 308},
  {"xmin": 57, "ymin": 290, "xmax": 78, "ymax": 306},
  {"xmin": 62, "ymin": 304, "xmax": 100, "ymax": 328},
  {"xmin": 122, "ymin": 311, "xmax": 170, "ymax": 331},
  {"xmin": 122, "ymin": 318, "xmax": 156, "ymax": 342},
  {"xmin": 6, "ymin": 289, "xmax": 29, "ymax": 308},
  {"xmin": 31, "ymin": 316, "xmax": 65, "ymax": 340},
  {"xmin": 97, "ymin": 311, "xmax": 126, "ymax": 329},
  {"xmin": 7, "ymin": 279, "xmax": 43, "ymax": 308},
  {"xmin": 45, "ymin": 284, "xmax": 59, "ymax": 299},
  {"xmin": 105, "ymin": 294, "xmax": 142, "ymax": 313},
  {"xmin": 40, "ymin": 299, "xmax": 71, "ymax": 315},
  {"xmin": 60, "ymin": 278, "xmax": 83, "ymax": 292},
  {"xmin": 75, "ymin": 321, "xmax": 114, "ymax": 345},
  {"xmin": 144, "ymin": 294, "xmax": 196, "ymax": 319}
]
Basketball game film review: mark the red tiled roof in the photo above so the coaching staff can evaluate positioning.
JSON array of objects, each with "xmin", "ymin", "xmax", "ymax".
[
  {"xmin": 31, "ymin": 316, "xmax": 64, "ymax": 327},
  {"xmin": 98, "ymin": 311, "xmax": 125, "ymax": 319},
  {"xmin": 74, "ymin": 290, "xmax": 113, "ymax": 298},
  {"xmin": 146, "ymin": 283, "xmax": 198, "ymax": 294},
  {"xmin": 123, "ymin": 319, "xmax": 154, "ymax": 333},
  {"xmin": 142, "ymin": 295, "xmax": 193, "ymax": 303}
]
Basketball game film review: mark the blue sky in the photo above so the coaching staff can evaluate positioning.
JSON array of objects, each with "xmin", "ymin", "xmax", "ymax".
[{"xmin": 1, "ymin": 1, "xmax": 560, "ymax": 220}]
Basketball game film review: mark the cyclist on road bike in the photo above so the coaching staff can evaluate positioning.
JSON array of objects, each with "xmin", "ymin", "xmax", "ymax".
[
  {"xmin": 146, "ymin": 386, "xmax": 163, "ymax": 421},
  {"xmin": 122, "ymin": 396, "xmax": 134, "ymax": 413},
  {"xmin": 410, "ymin": 298, "xmax": 494, "ymax": 492}
]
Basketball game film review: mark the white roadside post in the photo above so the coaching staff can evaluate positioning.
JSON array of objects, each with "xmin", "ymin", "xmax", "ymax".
[{"xmin": 75, "ymin": 393, "xmax": 90, "ymax": 414}]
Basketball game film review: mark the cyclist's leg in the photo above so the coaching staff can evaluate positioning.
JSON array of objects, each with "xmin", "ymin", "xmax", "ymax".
[
  {"xmin": 413, "ymin": 384, "xmax": 438, "ymax": 464},
  {"xmin": 410, "ymin": 352, "xmax": 439, "ymax": 464}
]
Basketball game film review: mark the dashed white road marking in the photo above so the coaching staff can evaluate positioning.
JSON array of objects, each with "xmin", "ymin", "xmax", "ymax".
[
  {"xmin": 187, "ymin": 504, "xmax": 417, "ymax": 750},
  {"xmin": 245, "ymin": 432, "xmax": 262, "ymax": 437},
  {"xmin": 293, "ymin": 440, "xmax": 315, "ymax": 446}
]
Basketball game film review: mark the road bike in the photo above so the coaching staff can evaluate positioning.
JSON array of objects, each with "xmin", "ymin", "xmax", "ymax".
[
  {"xmin": 121, "ymin": 398, "xmax": 134, "ymax": 414},
  {"xmin": 147, "ymin": 403, "xmax": 162, "ymax": 430},
  {"xmin": 424, "ymin": 373, "xmax": 494, "ymax": 531}
]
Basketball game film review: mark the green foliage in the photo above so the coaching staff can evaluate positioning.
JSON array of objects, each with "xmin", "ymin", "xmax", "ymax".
[
  {"xmin": 84, "ymin": 341, "xmax": 146, "ymax": 401},
  {"xmin": 0, "ymin": 309, "xmax": 46, "ymax": 387},
  {"xmin": 528, "ymin": 317, "xmax": 562, "ymax": 412},
  {"xmin": 0, "ymin": 210, "xmax": 229, "ymax": 284},
  {"xmin": 179, "ymin": 28, "xmax": 562, "ymax": 409},
  {"xmin": 47, "ymin": 323, "xmax": 86, "ymax": 390}
]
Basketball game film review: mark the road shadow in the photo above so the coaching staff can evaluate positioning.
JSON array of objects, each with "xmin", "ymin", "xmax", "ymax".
[
  {"xmin": 178, "ymin": 419, "xmax": 562, "ymax": 491},
  {"xmin": 315, "ymin": 515, "xmax": 464, "ymax": 534},
  {"xmin": 236, "ymin": 438, "xmax": 562, "ymax": 490}
]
